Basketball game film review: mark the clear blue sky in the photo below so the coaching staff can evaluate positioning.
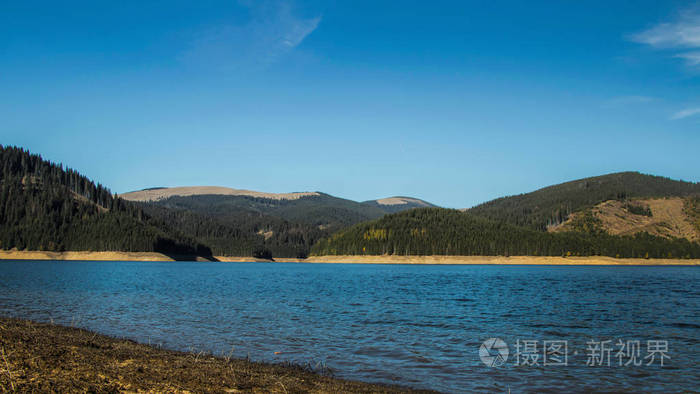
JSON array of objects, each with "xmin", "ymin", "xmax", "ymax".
[{"xmin": 1, "ymin": 1, "xmax": 698, "ymax": 208}]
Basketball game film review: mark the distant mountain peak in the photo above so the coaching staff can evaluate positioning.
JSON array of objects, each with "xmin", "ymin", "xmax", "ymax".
[
  {"xmin": 374, "ymin": 197, "xmax": 433, "ymax": 206},
  {"xmin": 361, "ymin": 196, "xmax": 436, "ymax": 213},
  {"xmin": 119, "ymin": 186, "xmax": 320, "ymax": 202}
]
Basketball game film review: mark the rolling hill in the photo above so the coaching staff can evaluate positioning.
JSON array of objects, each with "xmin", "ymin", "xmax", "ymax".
[
  {"xmin": 0, "ymin": 146, "xmax": 212, "ymax": 259},
  {"xmin": 314, "ymin": 173, "xmax": 700, "ymax": 258},
  {"xmin": 362, "ymin": 197, "xmax": 436, "ymax": 213},
  {"xmin": 549, "ymin": 197, "xmax": 700, "ymax": 242},
  {"xmin": 311, "ymin": 208, "xmax": 700, "ymax": 259},
  {"xmin": 121, "ymin": 187, "xmax": 434, "ymax": 224},
  {"xmin": 120, "ymin": 187, "xmax": 436, "ymax": 258},
  {"xmin": 3, "ymin": 145, "xmax": 698, "ymax": 260},
  {"xmin": 120, "ymin": 186, "xmax": 320, "ymax": 202},
  {"xmin": 466, "ymin": 172, "xmax": 700, "ymax": 232},
  {"xmin": 0, "ymin": 145, "xmax": 437, "ymax": 259}
]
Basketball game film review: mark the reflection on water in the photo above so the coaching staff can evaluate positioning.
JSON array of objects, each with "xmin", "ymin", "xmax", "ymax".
[{"xmin": 0, "ymin": 261, "xmax": 698, "ymax": 392}]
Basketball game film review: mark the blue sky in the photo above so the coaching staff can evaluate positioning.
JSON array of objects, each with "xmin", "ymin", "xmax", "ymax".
[{"xmin": 1, "ymin": 0, "xmax": 698, "ymax": 208}]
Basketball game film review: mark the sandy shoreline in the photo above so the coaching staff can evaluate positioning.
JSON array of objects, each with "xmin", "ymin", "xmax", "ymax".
[
  {"xmin": 302, "ymin": 255, "xmax": 700, "ymax": 265},
  {"xmin": 0, "ymin": 250, "xmax": 177, "ymax": 261},
  {"xmin": 2, "ymin": 250, "xmax": 697, "ymax": 265}
]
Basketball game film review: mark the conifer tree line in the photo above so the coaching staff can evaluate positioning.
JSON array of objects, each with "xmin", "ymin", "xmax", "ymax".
[
  {"xmin": 467, "ymin": 172, "xmax": 700, "ymax": 231},
  {"xmin": 3, "ymin": 145, "xmax": 699, "ymax": 259},
  {"xmin": 311, "ymin": 208, "xmax": 700, "ymax": 259},
  {"xmin": 139, "ymin": 202, "xmax": 318, "ymax": 258},
  {"xmin": 0, "ymin": 146, "xmax": 210, "ymax": 256},
  {"xmin": 0, "ymin": 145, "xmax": 317, "ymax": 258}
]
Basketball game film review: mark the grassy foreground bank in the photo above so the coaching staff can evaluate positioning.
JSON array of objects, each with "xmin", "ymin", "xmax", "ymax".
[{"xmin": 0, "ymin": 318, "xmax": 426, "ymax": 393}]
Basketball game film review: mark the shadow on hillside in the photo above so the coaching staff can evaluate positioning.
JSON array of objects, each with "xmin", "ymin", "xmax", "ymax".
[{"xmin": 161, "ymin": 253, "xmax": 220, "ymax": 262}]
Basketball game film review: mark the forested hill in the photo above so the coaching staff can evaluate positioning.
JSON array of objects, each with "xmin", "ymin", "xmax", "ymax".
[
  {"xmin": 139, "ymin": 192, "xmax": 387, "ymax": 230},
  {"xmin": 123, "ymin": 189, "xmax": 436, "ymax": 258},
  {"xmin": 0, "ymin": 145, "xmax": 438, "ymax": 259},
  {"xmin": 121, "ymin": 187, "xmax": 435, "ymax": 226},
  {"xmin": 311, "ymin": 208, "xmax": 700, "ymax": 259},
  {"xmin": 5, "ymin": 144, "xmax": 699, "ymax": 260},
  {"xmin": 361, "ymin": 197, "xmax": 436, "ymax": 214},
  {"xmin": 135, "ymin": 193, "xmax": 380, "ymax": 258},
  {"xmin": 466, "ymin": 172, "xmax": 700, "ymax": 231},
  {"xmin": 0, "ymin": 146, "xmax": 211, "ymax": 257}
]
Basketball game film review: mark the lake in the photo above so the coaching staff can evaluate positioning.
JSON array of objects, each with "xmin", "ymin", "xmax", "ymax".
[{"xmin": 0, "ymin": 260, "xmax": 698, "ymax": 392}]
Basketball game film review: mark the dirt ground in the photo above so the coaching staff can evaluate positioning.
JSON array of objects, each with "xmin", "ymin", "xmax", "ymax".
[
  {"xmin": 550, "ymin": 197, "xmax": 700, "ymax": 242},
  {"xmin": 0, "ymin": 318, "xmax": 430, "ymax": 393},
  {"xmin": 0, "ymin": 250, "xmax": 176, "ymax": 262},
  {"xmin": 301, "ymin": 255, "xmax": 700, "ymax": 265}
]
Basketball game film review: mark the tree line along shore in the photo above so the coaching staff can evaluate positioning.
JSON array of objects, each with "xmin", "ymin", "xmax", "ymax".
[{"xmin": 2, "ymin": 145, "xmax": 700, "ymax": 261}]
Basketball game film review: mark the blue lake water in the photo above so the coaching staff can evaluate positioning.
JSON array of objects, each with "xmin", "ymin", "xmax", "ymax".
[{"xmin": 0, "ymin": 260, "xmax": 698, "ymax": 392}]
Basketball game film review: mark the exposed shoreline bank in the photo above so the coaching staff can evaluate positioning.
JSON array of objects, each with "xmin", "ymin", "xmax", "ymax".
[
  {"xmin": 1, "ymin": 250, "xmax": 698, "ymax": 265},
  {"xmin": 301, "ymin": 255, "xmax": 700, "ymax": 265},
  {"xmin": 0, "ymin": 250, "xmax": 177, "ymax": 261},
  {"xmin": 0, "ymin": 317, "xmax": 425, "ymax": 393}
]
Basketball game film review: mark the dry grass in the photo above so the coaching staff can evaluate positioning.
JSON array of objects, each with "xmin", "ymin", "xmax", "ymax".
[
  {"xmin": 118, "ymin": 186, "xmax": 319, "ymax": 202},
  {"xmin": 0, "ymin": 250, "xmax": 176, "ymax": 262},
  {"xmin": 0, "ymin": 317, "xmax": 429, "ymax": 393},
  {"xmin": 2, "ymin": 250, "xmax": 698, "ymax": 265},
  {"xmin": 550, "ymin": 197, "xmax": 700, "ymax": 242},
  {"xmin": 374, "ymin": 197, "xmax": 431, "ymax": 206}
]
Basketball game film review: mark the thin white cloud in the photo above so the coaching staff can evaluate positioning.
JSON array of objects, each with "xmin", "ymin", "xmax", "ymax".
[
  {"xmin": 181, "ymin": 1, "xmax": 321, "ymax": 69},
  {"xmin": 631, "ymin": 10, "xmax": 700, "ymax": 48},
  {"xmin": 670, "ymin": 107, "xmax": 700, "ymax": 120},
  {"xmin": 675, "ymin": 51, "xmax": 700, "ymax": 66},
  {"xmin": 630, "ymin": 5, "xmax": 700, "ymax": 68},
  {"xmin": 603, "ymin": 95, "xmax": 655, "ymax": 108}
]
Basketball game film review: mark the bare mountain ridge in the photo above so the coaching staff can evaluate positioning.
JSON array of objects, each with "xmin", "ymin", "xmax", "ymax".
[
  {"xmin": 119, "ymin": 187, "xmax": 436, "ymax": 257},
  {"xmin": 372, "ymin": 197, "xmax": 434, "ymax": 206},
  {"xmin": 119, "ymin": 186, "xmax": 320, "ymax": 202},
  {"xmin": 121, "ymin": 186, "xmax": 435, "ymax": 209}
]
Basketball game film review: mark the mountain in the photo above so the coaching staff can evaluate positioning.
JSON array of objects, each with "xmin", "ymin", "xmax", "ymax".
[
  {"xmin": 313, "ymin": 172, "xmax": 700, "ymax": 258},
  {"xmin": 120, "ymin": 187, "xmax": 436, "ymax": 257},
  {"xmin": 120, "ymin": 187, "xmax": 436, "ymax": 233},
  {"xmin": 361, "ymin": 197, "xmax": 436, "ymax": 213},
  {"xmin": 120, "ymin": 186, "xmax": 320, "ymax": 202},
  {"xmin": 0, "ymin": 146, "xmax": 212, "ymax": 259},
  {"xmin": 311, "ymin": 208, "xmax": 700, "ymax": 259},
  {"xmin": 121, "ymin": 187, "xmax": 434, "ymax": 220},
  {"xmin": 549, "ymin": 197, "xmax": 700, "ymax": 242},
  {"xmin": 129, "ymin": 193, "xmax": 385, "ymax": 258},
  {"xmin": 466, "ymin": 172, "xmax": 700, "ymax": 231},
  {"xmin": 5, "ymin": 144, "xmax": 698, "ymax": 260},
  {"xmin": 0, "ymin": 145, "xmax": 438, "ymax": 259}
]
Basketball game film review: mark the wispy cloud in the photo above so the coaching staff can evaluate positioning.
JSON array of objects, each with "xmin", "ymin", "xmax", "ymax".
[
  {"xmin": 181, "ymin": 1, "xmax": 321, "ymax": 70},
  {"xmin": 631, "ymin": 10, "xmax": 700, "ymax": 48},
  {"xmin": 630, "ymin": 5, "xmax": 700, "ymax": 68},
  {"xmin": 603, "ymin": 95, "xmax": 655, "ymax": 108},
  {"xmin": 670, "ymin": 107, "xmax": 700, "ymax": 120},
  {"xmin": 675, "ymin": 51, "xmax": 700, "ymax": 66}
]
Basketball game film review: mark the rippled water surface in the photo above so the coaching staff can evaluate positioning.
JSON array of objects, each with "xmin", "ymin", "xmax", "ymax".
[{"xmin": 0, "ymin": 261, "xmax": 698, "ymax": 392}]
